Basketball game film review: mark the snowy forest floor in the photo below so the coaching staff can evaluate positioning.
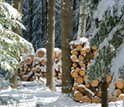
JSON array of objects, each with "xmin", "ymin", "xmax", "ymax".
[{"xmin": 0, "ymin": 80, "xmax": 124, "ymax": 107}]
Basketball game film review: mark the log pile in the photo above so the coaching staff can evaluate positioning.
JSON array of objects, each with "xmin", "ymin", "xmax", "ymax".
[
  {"xmin": 20, "ymin": 48, "xmax": 62, "ymax": 81},
  {"xmin": 70, "ymin": 37, "xmax": 124, "ymax": 103}
]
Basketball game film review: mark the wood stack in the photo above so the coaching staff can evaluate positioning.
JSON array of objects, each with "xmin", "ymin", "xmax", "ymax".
[
  {"xmin": 70, "ymin": 37, "xmax": 124, "ymax": 103},
  {"xmin": 20, "ymin": 48, "xmax": 62, "ymax": 81}
]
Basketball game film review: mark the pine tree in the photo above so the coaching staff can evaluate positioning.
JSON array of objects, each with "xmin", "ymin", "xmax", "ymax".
[
  {"xmin": 61, "ymin": 0, "xmax": 73, "ymax": 93},
  {"xmin": 46, "ymin": 0, "xmax": 56, "ymax": 91},
  {"xmin": 86, "ymin": 0, "xmax": 124, "ymax": 106}
]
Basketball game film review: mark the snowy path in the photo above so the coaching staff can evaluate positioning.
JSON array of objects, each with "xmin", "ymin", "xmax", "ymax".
[{"xmin": 0, "ymin": 81, "xmax": 124, "ymax": 107}]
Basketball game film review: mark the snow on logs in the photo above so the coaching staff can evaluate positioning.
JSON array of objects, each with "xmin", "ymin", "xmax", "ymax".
[
  {"xmin": 20, "ymin": 48, "xmax": 62, "ymax": 81},
  {"xmin": 70, "ymin": 37, "xmax": 124, "ymax": 103}
]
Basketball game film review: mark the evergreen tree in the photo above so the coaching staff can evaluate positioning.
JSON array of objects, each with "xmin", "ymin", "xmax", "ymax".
[{"xmin": 86, "ymin": 0, "xmax": 124, "ymax": 106}]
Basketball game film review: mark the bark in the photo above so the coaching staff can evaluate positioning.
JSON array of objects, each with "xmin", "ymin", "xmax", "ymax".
[
  {"xmin": 77, "ymin": 0, "xmax": 87, "ymax": 38},
  {"xmin": 13, "ymin": 0, "xmax": 23, "ymax": 37},
  {"xmin": 61, "ymin": 0, "xmax": 73, "ymax": 93},
  {"xmin": 46, "ymin": 0, "xmax": 56, "ymax": 91},
  {"xmin": 101, "ymin": 81, "xmax": 108, "ymax": 107},
  {"xmin": 9, "ymin": 0, "xmax": 23, "ymax": 89},
  {"xmin": 9, "ymin": 70, "xmax": 18, "ymax": 89},
  {"xmin": 28, "ymin": 0, "xmax": 33, "ymax": 42}
]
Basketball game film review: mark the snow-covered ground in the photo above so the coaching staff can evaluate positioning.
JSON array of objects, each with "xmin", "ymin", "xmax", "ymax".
[{"xmin": 0, "ymin": 81, "xmax": 124, "ymax": 107}]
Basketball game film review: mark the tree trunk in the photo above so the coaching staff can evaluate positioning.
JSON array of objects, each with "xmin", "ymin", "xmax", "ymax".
[
  {"xmin": 28, "ymin": 0, "xmax": 33, "ymax": 42},
  {"xmin": 61, "ymin": 0, "xmax": 73, "ymax": 93},
  {"xmin": 9, "ymin": 0, "xmax": 23, "ymax": 89},
  {"xmin": 101, "ymin": 81, "xmax": 108, "ymax": 107},
  {"xmin": 77, "ymin": 0, "xmax": 87, "ymax": 38},
  {"xmin": 46, "ymin": 0, "xmax": 56, "ymax": 91},
  {"xmin": 9, "ymin": 70, "xmax": 18, "ymax": 89},
  {"xmin": 13, "ymin": 0, "xmax": 23, "ymax": 37}
]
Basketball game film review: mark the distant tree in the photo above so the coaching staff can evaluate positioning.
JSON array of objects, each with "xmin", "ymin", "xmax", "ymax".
[
  {"xmin": 46, "ymin": 0, "xmax": 56, "ymax": 91},
  {"xmin": 61, "ymin": 0, "xmax": 73, "ymax": 93}
]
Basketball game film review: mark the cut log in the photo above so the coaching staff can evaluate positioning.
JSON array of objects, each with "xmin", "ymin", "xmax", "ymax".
[
  {"xmin": 82, "ymin": 96, "xmax": 91, "ymax": 103},
  {"xmin": 31, "ymin": 68, "xmax": 37, "ymax": 73},
  {"xmin": 29, "ymin": 77, "xmax": 33, "ymax": 81},
  {"xmin": 78, "ymin": 86, "xmax": 85, "ymax": 93},
  {"xmin": 36, "ymin": 48, "xmax": 46, "ymax": 58},
  {"xmin": 85, "ymin": 48, "xmax": 90, "ymax": 53},
  {"xmin": 78, "ymin": 55, "xmax": 84, "ymax": 61},
  {"xmin": 85, "ymin": 53, "xmax": 94, "ymax": 60},
  {"xmin": 79, "ymin": 62, "xmax": 86, "ymax": 69},
  {"xmin": 106, "ymin": 75, "xmax": 112, "ymax": 83},
  {"xmin": 71, "ymin": 67, "xmax": 75, "ymax": 70},
  {"xmin": 58, "ymin": 73, "xmax": 62, "ymax": 79},
  {"xmin": 58, "ymin": 52, "xmax": 61, "ymax": 60},
  {"xmin": 76, "ymin": 76, "xmax": 83, "ymax": 84},
  {"xmin": 79, "ymin": 69, "xmax": 86, "ymax": 76},
  {"xmin": 115, "ymin": 89, "xmax": 121, "ymax": 97},
  {"xmin": 75, "ymin": 67, "xmax": 80, "ymax": 72},
  {"xmin": 71, "ymin": 49, "xmax": 79, "ymax": 56},
  {"xmin": 80, "ymin": 50, "xmax": 86, "ymax": 56},
  {"xmin": 71, "ymin": 55, "xmax": 77, "ymax": 62},
  {"xmin": 91, "ymin": 80, "xmax": 99, "ymax": 87},
  {"xmin": 76, "ymin": 45, "xmax": 83, "ymax": 51},
  {"xmin": 91, "ymin": 46, "xmax": 97, "ymax": 51},
  {"xmin": 96, "ymin": 89, "xmax": 101, "ymax": 98},
  {"xmin": 93, "ymin": 51, "xmax": 97, "ymax": 56},
  {"xmin": 24, "ymin": 65, "xmax": 28, "ymax": 70},
  {"xmin": 116, "ymin": 80, "xmax": 124, "ymax": 89},
  {"xmin": 122, "ymin": 88, "xmax": 124, "ymax": 93},
  {"xmin": 85, "ymin": 83, "xmax": 90, "ymax": 88},
  {"xmin": 74, "ymin": 91, "xmax": 83, "ymax": 101},
  {"xmin": 73, "ymin": 62, "xmax": 79, "ymax": 68},
  {"xmin": 72, "ymin": 88, "xmax": 77, "ymax": 93},
  {"xmin": 29, "ymin": 54, "xmax": 34, "ymax": 61},
  {"xmin": 41, "ymin": 59, "xmax": 46, "ymax": 65},
  {"xmin": 83, "ymin": 75, "xmax": 87, "ymax": 83},
  {"xmin": 71, "ymin": 70, "xmax": 78, "ymax": 78},
  {"xmin": 118, "ymin": 94, "xmax": 124, "ymax": 100},
  {"xmin": 109, "ymin": 97, "xmax": 117, "ymax": 102},
  {"xmin": 74, "ymin": 83, "xmax": 79, "ymax": 89},
  {"xmin": 24, "ymin": 48, "xmax": 27, "ymax": 53},
  {"xmin": 23, "ymin": 76, "xmax": 28, "ymax": 81},
  {"xmin": 107, "ymin": 89, "xmax": 110, "ymax": 98},
  {"xmin": 92, "ymin": 96, "xmax": 101, "ymax": 103}
]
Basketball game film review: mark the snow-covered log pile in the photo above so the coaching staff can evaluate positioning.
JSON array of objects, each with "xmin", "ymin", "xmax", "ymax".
[
  {"xmin": 70, "ymin": 37, "xmax": 124, "ymax": 103},
  {"xmin": 19, "ymin": 48, "xmax": 62, "ymax": 81}
]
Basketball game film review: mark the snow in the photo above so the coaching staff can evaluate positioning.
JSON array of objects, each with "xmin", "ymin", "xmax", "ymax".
[
  {"xmin": 0, "ymin": 81, "xmax": 124, "ymax": 107},
  {"xmin": 94, "ymin": 0, "xmax": 115, "ymax": 21}
]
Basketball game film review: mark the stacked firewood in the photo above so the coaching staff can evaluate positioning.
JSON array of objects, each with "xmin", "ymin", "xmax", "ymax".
[
  {"xmin": 20, "ymin": 48, "xmax": 62, "ymax": 81},
  {"xmin": 70, "ymin": 37, "xmax": 124, "ymax": 103}
]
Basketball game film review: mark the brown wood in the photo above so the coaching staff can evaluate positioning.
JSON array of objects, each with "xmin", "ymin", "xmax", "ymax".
[
  {"xmin": 82, "ymin": 96, "xmax": 91, "ymax": 103},
  {"xmin": 74, "ymin": 83, "xmax": 79, "ymax": 89},
  {"xmin": 91, "ymin": 46, "xmax": 97, "ymax": 51},
  {"xmin": 29, "ymin": 55, "xmax": 34, "ymax": 61},
  {"xmin": 71, "ymin": 55, "xmax": 77, "ymax": 62},
  {"xmin": 93, "ymin": 51, "xmax": 97, "ymax": 56},
  {"xmin": 91, "ymin": 80, "xmax": 99, "ymax": 87},
  {"xmin": 106, "ymin": 75, "xmax": 112, "ymax": 83},
  {"xmin": 74, "ymin": 91, "xmax": 83, "ymax": 101},
  {"xmin": 85, "ymin": 48, "xmax": 90, "ymax": 53},
  {"xmin": 96, "ymin": 89, "xmax": 101, "ymax": 98},
  {"xmin": 80, "ymin": 50, "xmax": 86, "ymax": 55},
  {"xmin": 37, "ymin": 51, "xmax": 45, "ymax": 58},
  {"xmin": 78, "ymin": 86, "xmax": 85, "ymax": 93},
  {"xmin": 109, "ymin": 97, "xmax": 117, "ymax": 102},
  {"xmin": 41, "ymin": 59, "xmax": 46, "ymax": 65},
  {"xmin": 72, "ymin": 88, "xmax": 77, "ymax": 93},
  {"xmin": 92, "ymin": 96, "xmax": 101, "ymax": 103},
  {"xmin": 72, "ymin": 50, "xmax": 79, "ymax": 56},
  {"xmin": 116, "ymin": 80, "xmax": 124, "ymax": 89},
  {"xmin": 76, "ymin": 76, "xmax": 83, "ymax": 84},
  {"xmin": 115, "ymin": 89, "xmax": 121, "ymax": 97},
  {"xmin": 76, "ymin": 45, "xmax": 83, "ymax": 51},
  {"xmin": 83, "ymin": 75, "xmax": 87, "ymax": 83},
  {"xmin": 79, "ymin": 69, "xmax": 86, "ymax": 76},
  {"xmin": 85, "ymin": 83, "xmax": 90, "ymax": 88},
  {"xmin": 71, "ymin": 70, "xmax": 78, "ymax": 78},
  {"xmin": 75, "ymin": 67, "xmax": 80, "ymax": 72},
  {"xmin": 118, "ymin": 94, "xmax": 124, "ymax": 100},
  {"xmin": 78, "ymin": 55, "xmax": 84, "ymax": 61}
]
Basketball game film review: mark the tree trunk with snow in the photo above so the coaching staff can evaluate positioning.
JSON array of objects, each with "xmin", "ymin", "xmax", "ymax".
[
  {"xmin": 9, "ymin": 0, "xmax": 23, "ymax": 89},
  {"xmin": 46, "ymin": 0, "xmax": 56, "ymax": 91},
  {"xmin": 101, "ymin": 81, "xmax": 108, "ymax": 107},
  {"xmin": 13, "ymin": 0, "xmax": 23, "ymax": 37},
  {"xmin": 61, "ymin": 0, "xmax": 73, "ymax": 93},
  {"xmin": 77, "ymin": 0, "xmax": 87, "ymax": 38},
  {"xmin": 28, "ymin": 0, "xmax": 33, "ymax": 42}
]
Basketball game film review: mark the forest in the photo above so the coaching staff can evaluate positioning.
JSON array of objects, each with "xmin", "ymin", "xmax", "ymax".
[{"xmin": 0, "ymin": 0, "xmax": 124, "ymax": 107}]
